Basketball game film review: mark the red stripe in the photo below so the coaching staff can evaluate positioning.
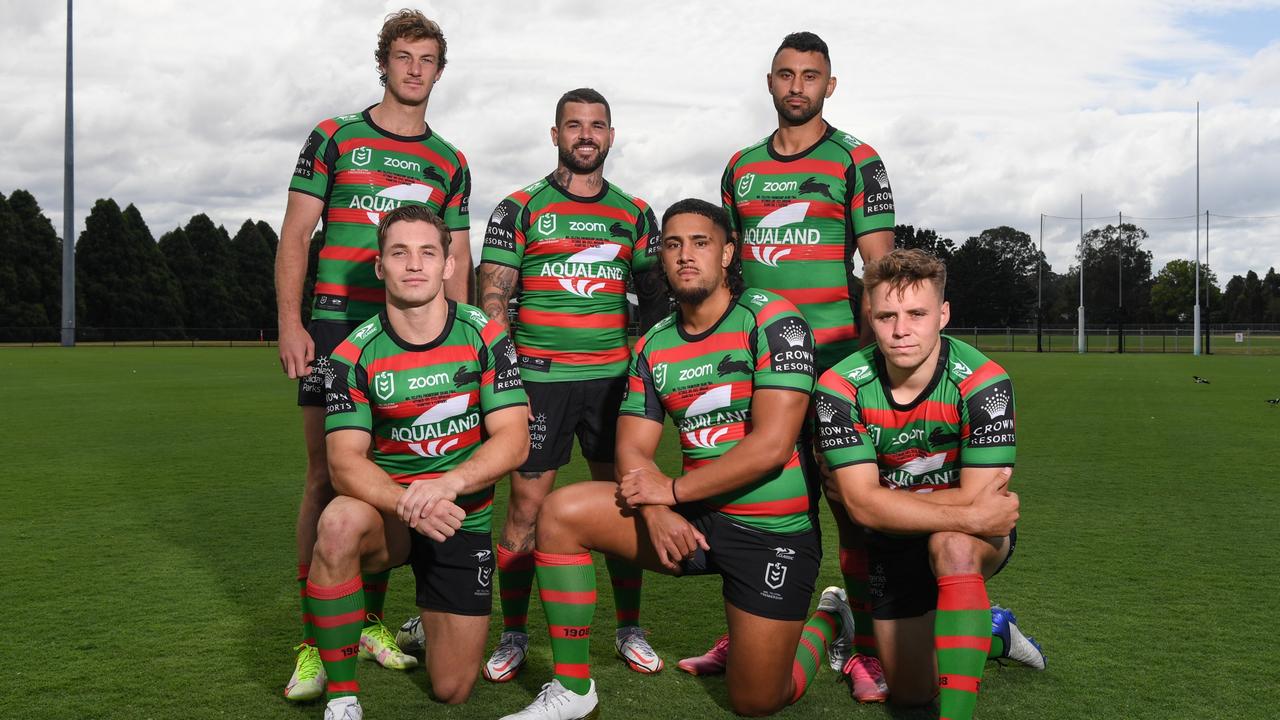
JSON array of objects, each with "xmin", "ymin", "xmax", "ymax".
[
  {"xmin": 714, "ymin": 494, "xmax": 809, "ymax": 517},
  {"xmin": 799, "ymin": 636, "xmax": 822, "ymax": 669},
  {"xmin": 314, "ymin": 282, "xmax": 384, "ymax": 304},
  {"xmin": 335, "ymin": 138, "xmax": 456, "ymax": 175},
  {"xmin": 773, "ymin": 286, "xmax": 850, "ymax": 305},
  {"xmin": 497, "ymin": 546, "xmax": 535, "ymax": 571},
  {"xmin": 863, "ymin": 400, "xmax": 961, "ymax": 429},
  {"xmin": 326, "ymin": 680, "xmax": 359, "ymax": 694},
  {"xmin": 648, "ymin": 331, "xmax": 746, "ymax": 366},
  {"xmin": 851, "ymin": 144, "xmax": 878, "ymax": 164},
  {"xmin": 838, "ymin": 547, "xmax": 869, "ymax": 576},
  {"xmin": 500, "ymin": 589, "xmax": 532, "ymax": 600},
  {"xmin": 804, "ymin": 612, "xmax": 834, "ymax": 646},
  {"xmin": 320, "ymin": 245, "xmax": 379, "ymax": 264},
  {"xmin": 306, "ymin": 575, "xmax": 362, "ymax": 600},
  {"xmin": 815, "ymin": 325, "xmax": 856, "ymax": 345},
  {"xmin": 548, "ymin": 624, "xmax": 592, "ymax": 639},
  {"xmin": 362, "ymin": 582, "xmax": 388, "ymax": 593},
  {"xmin": 853, "ymin": 633, "xmax": 877, "ymax": 648},
  {"xmin": 936, "ymin": 635, "xmax": 992, "ymax": 652},
  {"xmin": 611, "ymin": 578, "xmax": 644, "ymax": 589},
  {"xmin": 366, "ymin": 346, "xmax": 479, "ymax": 374},
  {"xmin": 388, "ymin": 470, "xmax": 444, "ymax": 483},
  {"xmin": 743, "ymin": 244, "xmax": 848, "ymax": 262},
  {"xmin": 318, "ymin": 118, "xmax": 339, "ymax": 137},
  {"xmin": 664, "ymin": 380, "xmax": 753, "ymax": 412},
  {"xmin": 736, "ymin": 157, "xmax": 847, "ymax": 180},
  {"xmin": 554, "ymin": 663, "xmax": 593, "ymax": 679},
  {"xmin": 319, "ymin": 644, "xmax": 359, "ymax": 662},
  {"xmin": 939, "ymin": 673, "xmax": 982, "ymax": 694},
  {"xmin": 504, "ymin": 615, "xmax": 528, "ymax": 628},
  {"xmin": 791, "ymin": 659, "xmax": 808, "ymax": 703},
  {"xmin": 524, "ymin": 239, "xmax": 634, "ymax": 261},
  {"xmin": 540, "ymin": 589, "xmax": 597, "ymax": 604},
  {"xmin": 753, "ymin": 297, "xmax": 800, "ymax": 327},
  {"xmin": 520, "ymin": 308, "xmax": 626, "ymax": 329},
  {"xmin": 534, "ymin": 551, "xmax": 593, "ymax": 567},
  {"xmin": 297, "ymin": 563, "xmax": 311, "ymax": 582},
  {"xmin": 458, "ymin": 496, "xmax": 494, "ymax": 514},
  {"xmin": 958, "ymin": 359, "xmax": 1006, "ymax": 396},
  {"xmin": 309, "ymin": 608, "xmax": 367, "ymax": 629},
  {"xmin": 517, "ymin": 346, "xmax": 630, "ymax": 365},
  {"xmin": 521, "ymin": 276, "xmax": 627, "ymax": 295},
  {"xmin": 936, "ymin": 574, "xmax": 988, "ymax": 611},
  {"xmin": 615, "ymin": 610, "xmax": 641, "ymax": 623}
]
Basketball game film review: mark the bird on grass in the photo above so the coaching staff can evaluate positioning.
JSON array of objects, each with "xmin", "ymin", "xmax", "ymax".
[
  {"xmin": 1267, "ymin": 398, "xmax": 1279, "ymax": 407},
  {"xmin": 1193, "ymin": 375, "xmax": 1210, "ymax": 384}
]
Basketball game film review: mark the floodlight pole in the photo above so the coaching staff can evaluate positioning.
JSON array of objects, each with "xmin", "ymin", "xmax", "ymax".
[
  {"xmin": 1193, "ymin": 101, "xmax": 1201, "ymax": 356},
  {"xmin": 1036, "ymin": 213, "xmax": 1043, "ymax": 353},
  {"xmin": 1117, "ymin": 211, "xmax": 1124, "ymax": 354},
  {"xmin": 1205, "ymin": 210, "xmax": 1211, "ymax": 354},
  {"xmin": 61, "ymin": 0, "xmax": 75, "ymax": 347},
  {"xmin": 1078, "ymin": 194, "xmax": 1085, "ymax": 353}
]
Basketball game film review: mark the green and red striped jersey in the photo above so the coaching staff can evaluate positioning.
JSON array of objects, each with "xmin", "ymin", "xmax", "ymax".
[
  {"xmin": 620, "ymin": 290, "xmax": 817, "ymax": 534},
  {"xmin": 479, "ymin": 175, "xmax": 658, "ymax": 382},
  {"xmin": 721, "ymin": 125, "xmax": 895, "ymax": 371},
  {"xmin": 290, "ymin": 107, "xmax": 470, "ymax": 323},
  {"xmin": 814, "ymin": 336, "xmax": 1015, "ymax": 504},
  {"xmin": 324, "ymin": 302, "xmax": 526, "ymax": 533}
]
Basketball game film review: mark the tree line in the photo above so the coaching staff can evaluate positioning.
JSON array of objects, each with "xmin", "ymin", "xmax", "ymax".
[{"xmin": 2, "ymin": 189, "xmax": 1279, "ymax": 337}]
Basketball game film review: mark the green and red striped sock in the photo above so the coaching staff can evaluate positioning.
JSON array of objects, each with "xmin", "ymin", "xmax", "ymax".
[
  {"xmin": 535, "ymin": 551, "xmax": 596, "ymax": 695},
  {"xmin": 298, "ymin": 563, "xmax": 315, "ymax": 645},
  {"xmin": 605, "ymin": 557, "xmax": 643, "ymax": 629},
  {"xmin": 840, "ymin": 546, "xmax": 877, "ymax": 657},
  {"xmin": 497, "ymin": 546, "xmax": 535, "ymax": 634},
  {"xmin": 361, "ymin": 570, "xmax": 390, "ymax": 626},
  {"xmin": 308, "ymin": 575, "xmax": 365, "ymax": 700},
  {"xmin": 935, "ymin": 574, "xmax": 992, "ymax": 720},
  {"xmin": 790, "ymin": 609, "xmax": 837, "ymax": 703}
]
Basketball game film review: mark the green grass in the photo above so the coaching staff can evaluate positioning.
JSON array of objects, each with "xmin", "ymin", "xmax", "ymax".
[{"xmin": 2, "ymin": 348, "xmax": 1277, "ymax": 719}]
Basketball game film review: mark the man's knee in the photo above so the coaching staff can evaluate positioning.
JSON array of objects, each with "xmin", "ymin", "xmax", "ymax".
[
  {"xmin": 928, "ymin": 531, "xmax": 982, "ymax": 576},
  {"xmin": 507, "ymin": 475, "xmax": 553, "ymax": 527},
  {"xmin": 728, "ymin": 688, "xmax": 787, "ymax": 717},
  {"xmin": 429, "ymin": 672, "xmax": 477, "ymax": 705},
  {"xmin": 888, "ymin": 686, "xmax": 937, "ymax": 707},
  {"xmin": 534, "ymin": 485, "xmax": 595, "ymax": 547},
  {"xmin": 313, "ymin": 500, "xmax": 377, "ymax": 562}
]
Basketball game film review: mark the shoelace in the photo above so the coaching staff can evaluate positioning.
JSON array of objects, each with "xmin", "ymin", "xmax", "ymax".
[
  {"xmin": 492, "ymin": 635, "xmax": 523, "ymax": 662},
  {"xmin": 531, "ymin": 681, "xmax": 571, "ymax": 708},
  {"xmin": 364, "ymin": 615, "xmax": 402, "ymax": 652},
  {"xmin": 293, "ymin": 643, "xmax": 323, "ymax": 677},
  {"xmin": 841, "ymin": 654, "xmax": 883, "ymax": 679}
]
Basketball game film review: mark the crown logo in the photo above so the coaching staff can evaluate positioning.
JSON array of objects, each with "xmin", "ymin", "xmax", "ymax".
[
  {"xmin": 873, "ymin": 167, "xmax": 889, "ymax": 189},
  {"xmin": 504, "ymin": 345, "xmax": 517, "ymax": 365},
  {"xmin": 981, "ymin": 388, "xmax": 1010, "ymax": 419},
  {"xmin": 816, "ymin": 397, "xmax": 837, "ymax": 423},
  {"xmin": 491, "ymin": 204, "xmax": 508, "ymax": 223},
  {"xmin": 779, "ymin": 321, "xmax": 806, "ymax": 348}
]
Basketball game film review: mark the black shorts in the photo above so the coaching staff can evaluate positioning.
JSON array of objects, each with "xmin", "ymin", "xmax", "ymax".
[
  {"xmin": 521, "ymin": 377, "xmax": 625, "ymax": 472},
  {"xmin": 298, "ymin": 320, "xmax": 362, "ymax": 407},
  {"xmin": 677, "ymin": 505, "xmax": 822, "ymax": 622},
  {"xmin": 867, "ymin": 528, "xmax": 1017, "ymax": 620},
  {"xmin": 406, "ymin": 528, "xmax": 494, "ymax": 616}
]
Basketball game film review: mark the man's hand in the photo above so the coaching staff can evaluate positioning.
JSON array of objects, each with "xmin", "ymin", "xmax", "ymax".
[
  {"xmin": 618, "ymin": 468, "xmax": 677, "ymax": 508},
  {"xmin": 397, "ymin": 478, "xmax": 460, "ymax": 528},
  {"xmin": 411, "ymin": 498, "xmax": 467, "ymax": 542},
  {"xmin": 278, "ymin": 321, "xmax": 315, "ymax": 379},
  {"xmin": 965, "ymin": 467, "xmax": 1019, "ymax": 537},
  {"xmin": 640, "ymin": 506, "xmax": 709, "ymax": 572}
]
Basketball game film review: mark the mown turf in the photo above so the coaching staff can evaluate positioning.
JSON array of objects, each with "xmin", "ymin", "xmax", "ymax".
[{"xmin": 1, "ymin": 348, "xmax": 1276, "ymax": 719}]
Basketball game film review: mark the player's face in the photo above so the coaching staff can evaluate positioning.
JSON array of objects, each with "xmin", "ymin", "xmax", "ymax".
[
  {"xmin": 381, "ymin": 37, "xmax": 444, "ymax": 107},
  {"xmin": 551, "ymin": 102, "xmax": 613, "ymax": 174},
  {"xmin": 868, "ymin": 281, "xmax": 950, "ymax": 372},
  {"xmin": 767, "ymin": 49, "xmax": 836, "ymax": 126},
  {"xmin": 375, "ymin": 220, "xmax": 454, "ymax": 307},
  {"xmin": 661, "ymin": 213, "xmax": 734, "ymax": 305}
]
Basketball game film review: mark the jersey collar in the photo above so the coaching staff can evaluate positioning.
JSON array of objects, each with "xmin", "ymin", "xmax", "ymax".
[
  {"xmin": 362, "ymin": 105, "xmax": 434, "ymax": 143},
  {"xmin": 873, "ymin": 336, "xmax": 951, "ymax": 412},
  {"xmin": 766, "ymin": 122, "xmax": 836, "ymax": 162},
  {"xmin": 381, "ymin": 301, "xmax": 457, "ymax": 353},
  {"xmin": 545, "ymin": 172, "xmax": 611, "ymax": 204}
]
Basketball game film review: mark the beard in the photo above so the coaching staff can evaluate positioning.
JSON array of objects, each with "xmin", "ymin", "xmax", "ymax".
[
  {"xmin": 773, "ymin": 94, "xmax": 823, "ymax": 127},
  {"xmin": 670, "ymin": 276, "xmax": 721, "ymax": 305},
  {"xmin": 558, "ymin": 141, "xmax": 609, "ymax": 174}
]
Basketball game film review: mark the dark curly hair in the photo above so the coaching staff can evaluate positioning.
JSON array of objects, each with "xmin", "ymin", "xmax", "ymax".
[
  {"xmin": 775, "ymin": 31, "xmax": 830, "ymax": 64},
  {"xmin": 376, "ymin": 9, "xmax": 447, "ymax": 86},
  {"xmin": 660, "ymin": 198, "xmax": 746, "ymax": 298}
]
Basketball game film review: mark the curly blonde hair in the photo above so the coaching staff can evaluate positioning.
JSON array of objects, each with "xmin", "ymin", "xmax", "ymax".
[
  {"xmin": 376, "ymin": 9, "xmax": 447, "ymax": 86},
  {"xmin": 863, "ymin": 249, "xmax": 947, "ymax": 297}
]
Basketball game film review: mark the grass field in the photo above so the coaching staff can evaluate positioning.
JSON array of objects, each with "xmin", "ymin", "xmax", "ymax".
[{"xmin": 2, "ymin": 348, "xmax": 1277, "ymax": 719}]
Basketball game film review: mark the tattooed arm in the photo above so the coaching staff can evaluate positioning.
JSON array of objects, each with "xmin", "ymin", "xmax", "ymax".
[{"xmin": 477, "ymin": 261, "xmax": 519, "ymax": 330}]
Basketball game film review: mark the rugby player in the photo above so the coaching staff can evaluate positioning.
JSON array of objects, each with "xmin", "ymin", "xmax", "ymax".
[
  {"xmin": 276, "ymin": 10, "xmax": 472, "ymax": 700},
  {"xmin": 816, "ymin": 249, "xmax": 1043, "ymax": 719},
  {"xmin": 683, "ymin": 29, "xmax": 898, "ymax": 698},
  {"xmin": 309, "ymin": 205, "xmax": 528, "ymax": 720},
  {"xmin": 499, "ymin": 199, "xmax": 852, "ymax": 720},
  {"xmin": 450, "ymin": 88, "xmax": 668, "ymax": 681}
]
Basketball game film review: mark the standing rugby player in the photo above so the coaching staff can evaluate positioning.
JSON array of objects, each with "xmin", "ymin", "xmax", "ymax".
[
  {"xmin": 276, "ymin": 10, "xmax": 471, "ymax": 700},
  {"xmin": 460, "ymin": 88, "xmax": 668, "ymax": 681}
]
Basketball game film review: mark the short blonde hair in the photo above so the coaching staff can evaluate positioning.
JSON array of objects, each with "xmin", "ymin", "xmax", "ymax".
[
  {"xmin": 863, "ymin": 249, "xmax": 947, "ymax": 297},
  {"xmin": 376, "ymin": 10, "xmax": 447, "ymax": 85}
]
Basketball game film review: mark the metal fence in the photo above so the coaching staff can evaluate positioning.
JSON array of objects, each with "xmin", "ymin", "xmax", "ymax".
[{"xmin": 4, "ymin": 324, "xmax": 1279, "ymax": 354}]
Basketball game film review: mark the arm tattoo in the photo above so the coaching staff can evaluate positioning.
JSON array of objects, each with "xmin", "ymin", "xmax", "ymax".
[{"xmin": 477, "ymin": 263, "xmax": 519, "ymax": 327}]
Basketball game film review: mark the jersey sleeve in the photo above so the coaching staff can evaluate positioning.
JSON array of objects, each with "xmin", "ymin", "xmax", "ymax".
[
  {"xmin": 846, "ymin": 144, "xmax": 895, "ymax": 238},
  {"xmin": 814, "ymin": 369, "xmax": 877, "ymax": 469},
  {"xmin": 720, "ymin": 157, "xmax": 742, "ymax": 234},
  {"xmin": 479, "ymin": 196, "xmax": 526, "ymax": 269},
  {"xmin": 479, "ymin": 320, "xmax": 527, "ymax": 414},
  {"xmin": 959, "ymin": 370, "xmax": 1016, "ymax": 467},
  {"xmin": 324, "ymin": 355, "xmax": 372, "ymax": 434},
  {"xmin": 753, "ymin": 300, "xmax": 816, "ymax": 393},
  {"xmin": 630, "ymin": 203, "xmax": 660, "ymax": 274},
  {"xmin": 441, "ymin": 151, "xmax": 471, "ymax": 231},
  {"xmin": 619, "ymin": 341, "xmax": 665, "ymax": 422},
  {"xmin": 289, "ymin": 122, "xmax": 336, "ymax": 200}
]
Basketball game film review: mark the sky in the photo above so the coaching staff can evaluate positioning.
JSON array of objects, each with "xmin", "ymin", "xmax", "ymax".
[{"xmin": 2, "ymin": 0, "xmax": 1278, "ymax": 283}]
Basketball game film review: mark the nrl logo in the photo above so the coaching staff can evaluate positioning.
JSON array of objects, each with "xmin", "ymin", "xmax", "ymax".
[
  {"xmin": 537, "ymin": 212, "xmax": 557, "ymax": 235},
  {"xmin": 764, "ymin": 562, "xmax": 788, "ymax": 590},
  {"xmin": 477, "ymin": 566, "xmax": 493, "ymax": 587},
  {"xmin": 816, "ymin": 397, "xmax": 837, "ymax": 423},
  {"xmin": 981, "ymin": 388, "xmax": 1011, "ymax": 419},
  {"xmin": 352, "ymin": 147, "xmax": 372, "ymax": 167},
  {"xmin": 374, "ymin": 371, "xmax": 395, "ymax": 401},
  {"xmin": 652, "ymin": 362, "xmax": 668, "ymax": 392},
  {"xmin": 846, "ymin": 365, "xmax": 871, "ymax": 382},
  {"xmin": 736, "ymin": 172, "xmax": 756, "ymax": 198}
]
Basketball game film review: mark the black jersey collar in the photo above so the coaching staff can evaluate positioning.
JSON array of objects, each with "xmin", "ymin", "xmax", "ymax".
[
  {"xmin": 381, "ymin": 301, "xmax": 456, "ymax": 353},
  {"xmin": 676, "ymin": 292, "xmax": 741, "ymax": 343},
  {"xmin": 766, "ymin": 122, "xmax": 836, "ymax": 162},
  {"xmin": 362, "ymin": 105, "xmax": 434, "ymax": 143},
  {"xmin": 545, "ymin": 172, "xmax": 610, "ymax": 204},
  {"xmin": 874, "ymin": 336, "xmax": 951, "ymax": 412}
]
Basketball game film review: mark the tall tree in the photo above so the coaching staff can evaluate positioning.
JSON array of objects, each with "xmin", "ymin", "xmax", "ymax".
[
  {"xmin": 6, "ymin": 189, "xmax": 63, "ymax": 326},
  {"xmin": 230, "ymin": 219, "xmax": 276, "ymax": 331},
  {"xmin": 946, "ymin": 226, "xmax": 1044, "ymax": 327},
  {"xmin": 1149, "ymin": 259, "xmax": 1221, "ymax": 323},
  {"xmin": 1221, "ymin": 274, "xmax": 1246, "ymax": 322},
  {"xmin": 1264, "ymin": 268, "xmax": 1280, "ymax": 322},
  {"xmin": 1070, "ymin": 223, "xmax": 1154, "ymax": 323},
  {"xmin": 894, "ymin": 224, "xmax": 956, "ymax": 262},
  {"xmin": 75, "ymin": 199, "xmax": 184, "ymax": 333},
  {"xmin": 181, "ymin": 214, "xmax": 244, "ymax": 329}
]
